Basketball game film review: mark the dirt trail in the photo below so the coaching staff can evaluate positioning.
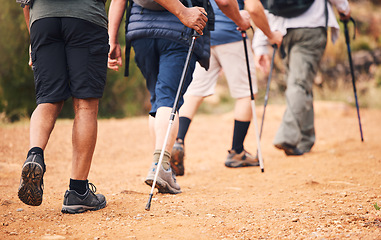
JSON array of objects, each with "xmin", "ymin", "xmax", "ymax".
[{"xmin": 1, "ymin": 101, "xmax": 380, "ymax": 239}]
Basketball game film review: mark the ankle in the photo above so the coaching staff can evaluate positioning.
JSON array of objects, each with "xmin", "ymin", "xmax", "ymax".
[
  {"xmin": 232, "ymin": 147, "xmax": 244, "ymax": 154},
  {"xmin": 153, "ymin": 150, "xmax": 171, "ymax": 170},
  {"xmin": 69, "ymin": 179, "xmax": 88, "ymax": 196},
  {"xmin": 28, "ymin": 147, "xmax": 44, "ymax": 159}
]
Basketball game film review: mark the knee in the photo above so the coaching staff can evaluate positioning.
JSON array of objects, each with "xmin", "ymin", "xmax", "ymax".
[{"xmin": 72, "ymin": 98, "xmax": 99, "ymax": 114}]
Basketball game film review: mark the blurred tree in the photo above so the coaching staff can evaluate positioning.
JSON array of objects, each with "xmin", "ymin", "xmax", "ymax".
[{"xmin": 0, "ymin": 1, "xmax": 36, "ymax": 121}]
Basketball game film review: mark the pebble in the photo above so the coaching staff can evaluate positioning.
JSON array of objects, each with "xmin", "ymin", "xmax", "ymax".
[{"xmin": 16, "ymin": 208, "xmax": 24, "ymax": 212}]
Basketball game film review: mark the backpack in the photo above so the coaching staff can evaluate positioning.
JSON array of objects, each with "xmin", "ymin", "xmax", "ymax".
[{"xmin": 261, "ymin": 0, "xmax": 315, "ymax": 18}]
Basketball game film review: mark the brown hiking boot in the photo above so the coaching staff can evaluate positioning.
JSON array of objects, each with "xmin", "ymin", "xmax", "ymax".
[
  {"xmin": 170, "ymin": 139, "xmax": 185, "ymax": 176},
  {"xmin": 225, "ymin": 149, "xmax": 259, "ymax": 168}
]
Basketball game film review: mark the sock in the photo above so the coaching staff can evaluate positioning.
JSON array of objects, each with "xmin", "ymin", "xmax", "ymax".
[
  {"xmin": 232, "ymin": 120, "xmax": 251, "ymax": 154},
  {"xmin": 69, "ymin": 179, "xmax": 88, "ymax": 196},
  {"xmin": 153, "ymin": 150, "xmax": 171, "ymax": 170},
  {"xmin": 177, "ymin": 117, "xmax": 192, "ymax": 142},
  {"xmin": 27, "ymin": 147, "xmax": 44, "ymax": 159},
  {"xmin": 27, "ymin": 147, "xmax": 46, "ymax": 171}
]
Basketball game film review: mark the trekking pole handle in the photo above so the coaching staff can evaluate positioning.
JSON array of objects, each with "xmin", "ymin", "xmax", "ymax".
[
  {"xmin": 240, "ymin": 26, "xmax": 255, "ymax": 36},
  {"xmin": 241, "ymin": 30, "xmax": 247, "ymax": 38},
  {"xmin": 340, "ymin": 14, "xmax": 356, "ymax": 40},
  {"xmin": 192, "ymin": 30, "xmax": 201, "ymax": 38}
]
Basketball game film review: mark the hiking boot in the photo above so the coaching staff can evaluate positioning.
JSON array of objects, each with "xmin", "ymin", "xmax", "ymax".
[
  {"xmin": 145, "ymin": 162, "xmax": 181, "ymax": 194},
  {"xmin": 170, "ymin": 139, "xmax": 185, "ymax": 176},
  {"xmin": 61, "ymin": 183, "xmax": 106, "ymax": 214},
  {"xmin": 274, "ymin": 143, "xmax": 304, "ymax": 156},
  {"xmin": 225, "ymin": 149, "xmax": 260, "ymax": 168},
  {"xmin": 18, "ymin": 152, "xmax": 46, "ymax": 206}
]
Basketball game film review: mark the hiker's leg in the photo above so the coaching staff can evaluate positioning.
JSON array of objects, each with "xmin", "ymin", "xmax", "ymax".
[
  {"xmin": 179, "ymin": 95, "xmax": 204, "ymax": 120},
  {"xmin": 30, "ymin": 102, "xmax": 64, "ymax": 150},
  {"xmin": 231, "ymin": 97, "xmax": 252, "ymax": 153},
  {"xmin": 274, "ymin": 28, "xmax": 327, "ymax": 147},
  {"xmin": 177, "ymin": 48, "xmax": 221, "ymax": 140},
  {"xmin": 153, "ymin": 106, "xmax": 179, "ymax": 152},
  {"xmin": 217, "ymin": 40, "xmax": 257, "ymax": 152},
  {"xmin": 234, "ymin": 97, "xmax": 252, "ymax": 121},
  {"xmin": 71, "ymin": 98, "xmax": 99, "ymax": 180},
  {"xmin": 176, "ymin": 95, "xmax": 203, "ymax": 142}
]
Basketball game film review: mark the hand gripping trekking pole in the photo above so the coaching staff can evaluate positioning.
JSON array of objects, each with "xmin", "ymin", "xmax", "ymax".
[
  {"xmin": 145, "ymin": 31, "xmax": 199, "ymax": 211},
  {"xmin": 241, "ymin": 31, "xmax": 264, "ymax": 173},
  {"xmin": 341, "ymin": 16, "xmax": 364, "ymax": 142},
  {"xmin": 259, "ymin": 45, "xmax": 277, "ymax": 139}
]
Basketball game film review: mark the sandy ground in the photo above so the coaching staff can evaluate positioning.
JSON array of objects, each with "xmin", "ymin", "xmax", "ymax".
[{"xmin": 0, "ymin": 101, "xmax": 380, "ymax": 239}]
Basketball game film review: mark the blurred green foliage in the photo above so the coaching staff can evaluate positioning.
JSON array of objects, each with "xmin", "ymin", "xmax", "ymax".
[
  {"xmin": 0, "ymin": 1, "xmax": 148, "ymax": 122},
  {"xmin": 0, "ymin": 1, "xmax": 36, "ymax": 121}
]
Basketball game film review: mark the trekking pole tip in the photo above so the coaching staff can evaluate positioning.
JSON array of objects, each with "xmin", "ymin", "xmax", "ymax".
[
  {"xmin": 145, "ymin": 193, "xmax": 154, "ymax": 211},
  {"xmin": 261, "ymin": 168, "xmax": 264, "ymax": 173}
]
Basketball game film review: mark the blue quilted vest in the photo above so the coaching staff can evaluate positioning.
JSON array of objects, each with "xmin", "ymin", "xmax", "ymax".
[{"xmin": 125, "ymin": 4, "xmax": 211, "ymax": 76}]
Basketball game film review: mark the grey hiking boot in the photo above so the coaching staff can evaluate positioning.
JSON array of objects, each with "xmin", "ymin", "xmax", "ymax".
[
  {"xmin": 61, "ymin": 183, "xmax": 106, "ymax": 214},
  {"xmin": 18, "ymin": 152, "xmax": 46, "ymax": 206},
  {"xmin": 274, "ymin": 143, "xmax": 304, "ymax": 156},
  {"xmin": 225, "ymin": 149, "xmax": 260, "ymax": 168},
  {"xmin": 145, "ymin": 162, "xmax": 181, "ymax": 194},
  {"xmin": 170, "ymin": 139, "xmax": 185, "ymax": 176}
]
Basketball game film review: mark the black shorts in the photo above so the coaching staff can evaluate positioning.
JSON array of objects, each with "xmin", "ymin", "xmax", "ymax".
[{"xmin": 30, "ymin": 17, "xmax": 109, "ymax": 104}]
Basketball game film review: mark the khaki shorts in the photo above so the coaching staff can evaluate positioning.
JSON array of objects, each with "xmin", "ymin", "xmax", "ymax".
[{"xmin": 185, "ymin": 39, "xmax": 257, "ymax": 99}]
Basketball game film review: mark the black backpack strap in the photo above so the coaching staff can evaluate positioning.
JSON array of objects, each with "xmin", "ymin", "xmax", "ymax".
[
  {"xmin": 325, "ymin": 0, "xmax": 328, "ymax": 29},
  {"xmin": 124, "ymin": 0, "xmax": 133, "ymax": 77}
]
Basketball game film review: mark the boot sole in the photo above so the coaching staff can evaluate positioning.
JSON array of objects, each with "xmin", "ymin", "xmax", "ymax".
[
  {"xmin": 170, "ymin": 147, "xmax": 185, "ymax": 176},
  {"xmin": 18, "ymin": 162, "xmax": 44, "ymax": 206},
  {"xmin": 61, "ymin": 200, "xmax": 107, "ymax": 214},
  {"xmin": 225, "ymin": 160, "xmax": 259, "ymax": 168}
]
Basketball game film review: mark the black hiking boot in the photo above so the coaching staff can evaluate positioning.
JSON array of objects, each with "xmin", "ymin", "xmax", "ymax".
[
  {"xmin": 61, "ymin": 183, "xmax": 106, "ymax": 214},
  {"xmin": 18, "ymin": 152, "xmax": 46, "ymax": 206}
]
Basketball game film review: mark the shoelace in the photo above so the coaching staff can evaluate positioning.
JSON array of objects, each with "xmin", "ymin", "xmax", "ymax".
[{"xmin": 88, "ymin": 182, "xmax": 97, "ymax": 193}]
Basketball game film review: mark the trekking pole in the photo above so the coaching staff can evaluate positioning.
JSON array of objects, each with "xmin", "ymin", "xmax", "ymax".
[
  {"xmin": 145, "ymin": 31, "xmax": 199, "ymax": 211},
  {"xmin": 341, "ymin": 16, "xmax": 364, "ymax": 142},
  {"xmin": 241, "ymin": 30, "xmax": 264, "ymax": 173},
  {"xmin": 259, "ymin": 45, "xmax": 277, "ymax": 139}
]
